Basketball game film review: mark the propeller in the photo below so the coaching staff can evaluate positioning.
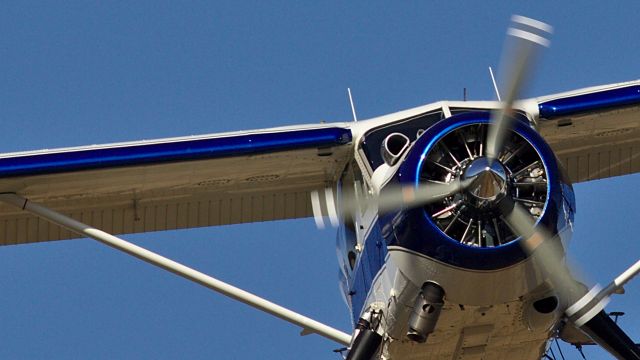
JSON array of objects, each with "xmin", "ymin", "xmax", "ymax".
[
  {"xmin": 310, "ymin": 179, "xmax": 469, "ymax": 229},
  {"xmin": 500, "ymin": 200, "xmax": 585, "ymax": 306},
  {"xmin": 485, "ymin": 15, "xmax": 632, "ymax": 330},
  {"xmin": 486, "ymin": 15, "xmax": 553, "ymax": 163},
  {"xmin": 486, "ymin": 18, "xmax": 640, "ymax": 357},
  {"xmin": 312, "ymin": 15, "xmax": 640, "ymax": 358},
  {"xmin": 500, "ymin": 191, "xmax": 640, "ymax": 359},
  {"xmin": 313, "ymin": 15, "xmax": 554, "ymax": 232},
  {"xmin": 312, "ymin": 14, "xmax": 555, "ymax": 231}
]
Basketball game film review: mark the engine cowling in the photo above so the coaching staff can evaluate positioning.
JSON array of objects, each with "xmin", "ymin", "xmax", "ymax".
[{"xmin": 384, "ymin": 111, "xmax": 575, "ymax": 271}]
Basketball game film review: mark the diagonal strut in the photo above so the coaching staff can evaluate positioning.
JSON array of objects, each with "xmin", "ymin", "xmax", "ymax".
[{"xmin": 0, "ymin": 193, "xmax": 352, "ymax": 346}]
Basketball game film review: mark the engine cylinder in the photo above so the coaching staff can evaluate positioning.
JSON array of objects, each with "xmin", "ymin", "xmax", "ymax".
[
  {"xmin": 384, "ymin": 111, "xmax": 575, "ymax": 271},
  {"xmin": 381, "ymin": 112, "xmax": 576, "ymax": 304}
]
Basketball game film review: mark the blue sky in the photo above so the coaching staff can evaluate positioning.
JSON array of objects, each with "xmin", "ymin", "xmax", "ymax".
[{"xmin": 0, "ymin": 1, "xmax": 638, "ymax": 359}]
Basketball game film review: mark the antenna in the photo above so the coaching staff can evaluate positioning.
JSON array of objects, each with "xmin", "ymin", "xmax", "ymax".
[
  {"xmin": 488, "ymin": 66, "xmax": 502, "ymax": 101},
  {"xmin": 347, "ymin": 88, "xmax": 358, "ymax": 122}
]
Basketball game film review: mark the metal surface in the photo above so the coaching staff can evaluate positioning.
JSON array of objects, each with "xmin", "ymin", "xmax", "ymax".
[
  {"xmin": 385, "ymin": 111, "xmax": 574, "ymax": 271},
  {"xmin": 539, "ymin": 85, "xmax": 640, "ymax": 119},
  {"xmin": 463, "ymin": 157, "xmax": 508, "ymax": 202},
  {"xmin": 364, "ymin": 251, "xmax": 554, "ymax": 359},
  {"xmin": 0, "ymin": 144, "xmax": 353, "ymax": 245},
  {"xmin": 566, "ymin": 258, "xmax": 640, "ymax": 327},
  {"xmin": 414, "ymin": 120, "xmax": 550, "ymax": 249},
  {"xmin": 0, "ymin": 127, "xmax": 352, "ymax": 177},
  {"xmin": 381, "ymin": 133, "xmax": 410, "ymax": 166},
  {"xmin": 579, "ymin": 311, "xmax": 640, "ymax": 360},
  {"xmin": 486, "ymin": 15, "xmax": 552, "ymax": 162},
  {"xmin": 536, "ymin": 100, "xmax": 640, "ymax": 184},
  {"xmin": 406, "ymin": 282, "xmax": 445, "ymax": 343}
]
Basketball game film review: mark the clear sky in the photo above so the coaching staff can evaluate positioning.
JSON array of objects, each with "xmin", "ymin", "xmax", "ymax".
[{"xmin": 0, "ymin": 1, "xmax": 638, "ymax": 359}]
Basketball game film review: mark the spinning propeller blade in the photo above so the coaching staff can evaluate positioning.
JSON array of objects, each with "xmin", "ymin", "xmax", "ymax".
[
  {"xmin": 501, "ymin": 201, "xmax": 582, "ymax": 305},
  {"xmin": 486, "ymin": 15, "xmax": 553, "ymax": 162},
  {"xmin": 370, "ymin": 180, "xmax": 468, "ymax": 214},
  {"xmin": 311, "ymin": 180, "xmax": 468, "ymax": 229},
  {"xmin": 501, "ymin": 200, "xmax": 640, "ymax": 359},
  {"xmin": 311, "ymin": 15, "xmax": 639, "ymax": 358}
]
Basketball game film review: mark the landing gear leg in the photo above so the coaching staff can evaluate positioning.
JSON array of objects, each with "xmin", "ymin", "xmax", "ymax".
[{"xmin": 346, "ymin": 310, "xmax": 383, "ymax": 360}]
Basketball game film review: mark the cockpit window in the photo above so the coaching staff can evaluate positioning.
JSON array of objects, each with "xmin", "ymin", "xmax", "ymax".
[
  {"xmin": 449, "ymin": 107, "xmax": 529, "ymax": 118},
  {"xmin": 449, "ymin": 107, "xmax": 488, "ymax": 114},
  {"xmin": 359, "ymin": 110, "xmax": 444, "ymax": 171}
]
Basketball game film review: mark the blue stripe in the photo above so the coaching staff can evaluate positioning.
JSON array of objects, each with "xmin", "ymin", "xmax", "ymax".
[
  {"xmin": 348, "ymin": 222, "xmax": 386, "ymax": 323},
  {"xmin": 0, "ymin": 127, "xmax": 352, "ymax": 177},
  {"xmin": 539, "ymin": 85, "xmax": 640, "ymax": 119}
]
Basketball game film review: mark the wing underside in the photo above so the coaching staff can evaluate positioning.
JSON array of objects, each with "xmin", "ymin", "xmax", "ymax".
[
  {"xmin": 0, "ymin": 125, "xmax": 353, "ymax": 245},
  {"xmin": 535, "ymin": 81, "xmax": 640, "ymax": 183},
  {"xmin": 2, "ymin": 80, "xmax": 639, "ymax": 245}
]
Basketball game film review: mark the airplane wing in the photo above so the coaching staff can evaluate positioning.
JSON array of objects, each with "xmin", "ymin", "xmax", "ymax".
[
  {"xmin": 534, "ymin": 80, "xmax": 640, "ymax": 183},
  {"xmin": 0, "ymin": 124, "xmax": 353, "ymax": 245}
]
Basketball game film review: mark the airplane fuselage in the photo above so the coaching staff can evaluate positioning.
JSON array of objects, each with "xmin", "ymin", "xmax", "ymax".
[{"xmin": 336, "ymin": 108, "xmax": 576, "ymax": 359}]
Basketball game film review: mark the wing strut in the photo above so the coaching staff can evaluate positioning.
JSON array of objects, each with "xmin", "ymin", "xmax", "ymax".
[{"xmin": 0, "ymin": 193, "xmax": 352, "ymax": 347}]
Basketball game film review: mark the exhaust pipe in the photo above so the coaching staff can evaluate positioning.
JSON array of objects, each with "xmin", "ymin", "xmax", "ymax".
[{"xmin": 407, "ymin": 282, "xmax": 445, "ymax": 343}]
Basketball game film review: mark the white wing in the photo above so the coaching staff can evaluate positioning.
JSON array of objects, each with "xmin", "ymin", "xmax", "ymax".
[
  {"xmin": 0, "ymin": 123, "xmax": 353, "ymax": 245},
  {"xmin": 534, "ymin": 80, "xmax": 640, "ymax": 183}
]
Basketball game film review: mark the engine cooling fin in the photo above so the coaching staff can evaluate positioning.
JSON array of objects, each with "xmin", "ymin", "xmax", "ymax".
[{"xmin": 420, "ymin": 123, "xmax": 548, "ymax": 248}]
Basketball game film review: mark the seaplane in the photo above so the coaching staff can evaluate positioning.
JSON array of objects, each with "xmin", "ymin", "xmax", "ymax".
[{"xmin": 0, "ymin": 15, "xmax": 638, "ymax": 359}]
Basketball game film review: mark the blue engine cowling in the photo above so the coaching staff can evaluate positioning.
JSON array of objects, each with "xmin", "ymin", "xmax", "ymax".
[{"xmin": 381, "ymin": 111, "xmax": 576, "ymax": 271}]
